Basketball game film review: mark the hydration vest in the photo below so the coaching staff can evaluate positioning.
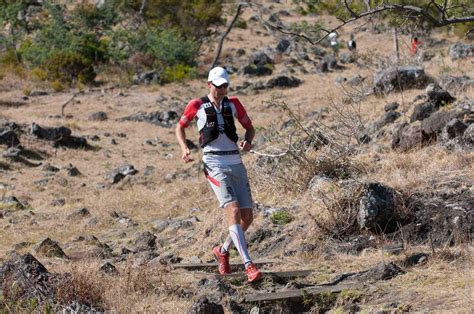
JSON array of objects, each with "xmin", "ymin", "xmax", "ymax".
[{"xmin": 199, "ymin": 96, "xmax": 238, "ymax": 147}]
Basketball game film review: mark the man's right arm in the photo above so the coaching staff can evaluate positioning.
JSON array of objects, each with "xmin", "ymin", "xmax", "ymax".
[
  {"xmin": 176, "ymin": 123, "xmax": 194, "ymax": 163},
  {"xmin": 176, "ymin": 99, "xmax": 200, "ymax": 163}
]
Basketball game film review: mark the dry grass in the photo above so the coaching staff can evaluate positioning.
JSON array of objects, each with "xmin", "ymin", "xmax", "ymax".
[{"xmin": 0, "ymin": 0, "xmax": 473, "ymax": 312}]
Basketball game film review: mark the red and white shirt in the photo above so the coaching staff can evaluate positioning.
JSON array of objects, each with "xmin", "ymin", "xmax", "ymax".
[{"xmin": 179, "ymin": 96, "xmax": 252, "ymax": 166}]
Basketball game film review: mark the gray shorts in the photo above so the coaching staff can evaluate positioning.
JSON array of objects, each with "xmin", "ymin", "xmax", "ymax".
[{"xmin": 203, "ymin": 162, "xmax": 253, "ymax": 209}]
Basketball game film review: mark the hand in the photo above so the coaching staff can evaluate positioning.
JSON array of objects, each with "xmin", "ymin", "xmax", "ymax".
[
  {"xmin": 181, "ymin": 148, "xmax": 194, "ymax": 163},
  {"xmin": 240, "ymin": 140, "xmax": 252, "ymax": 152}
]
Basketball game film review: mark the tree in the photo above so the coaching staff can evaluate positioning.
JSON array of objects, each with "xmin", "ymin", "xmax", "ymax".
[{"xmin": 289, "ymin": 0, "xmax": 474, "ymax": 43}]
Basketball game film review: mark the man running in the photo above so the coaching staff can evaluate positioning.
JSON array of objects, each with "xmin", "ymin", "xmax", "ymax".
[{"xmin": 175, "ymin": 66, "xmax": 262, "ymax": 283}]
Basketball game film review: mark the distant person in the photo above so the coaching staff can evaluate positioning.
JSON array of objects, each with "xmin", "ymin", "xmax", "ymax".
[
  {"xmin": 175, "ymin": 67, "xmax": 262, "ymax": 283},
  {"xmin": 328, "ymin": 32, "xmax": 339, "ymax": 54},
  {"xmin": 347, "ymin": 33, "xmax": 356, "ymax": 51},
  {"xmin": 410, "ymin": 37, "xmax": 421, "ymax": 55}
]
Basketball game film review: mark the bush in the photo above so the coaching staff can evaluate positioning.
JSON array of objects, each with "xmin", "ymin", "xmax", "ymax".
[
  {"xmin": 41, "ymin": 51, "xmax": 95, "ymax": 84},
  {"xmin": 161, "ymin": 64, "xmax": 197, "ymax": 83},
  {"xmin": 271, "ymin": 210, "xmax": 294, "ymax": 225},
  {"xmin": 144, "ymin": 29, "xmax": 198, "ymax": 67}
]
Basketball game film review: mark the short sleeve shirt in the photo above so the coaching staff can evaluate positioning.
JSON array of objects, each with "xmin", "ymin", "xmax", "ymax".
[{"xmin": 179, "ymin": 96, "xmax": 252, "ymax": 166}]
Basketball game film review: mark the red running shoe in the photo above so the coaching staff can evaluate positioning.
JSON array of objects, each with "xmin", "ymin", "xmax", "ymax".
[
  {"xmin": 212, "ymin": 246, "xmax": 231, "ymax": 275},
  {"xmin": 245, "ymin": 262, "xmax": 263, "ymax": 283}
]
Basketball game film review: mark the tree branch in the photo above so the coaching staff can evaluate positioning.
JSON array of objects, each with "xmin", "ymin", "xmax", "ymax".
[
  {"xmin": 211, "ymin": 2, "xmax": 247, "ymax": 69},
  {"xmin": 260, "ymin": 2, "xmax": 474, "ymax": 45}
]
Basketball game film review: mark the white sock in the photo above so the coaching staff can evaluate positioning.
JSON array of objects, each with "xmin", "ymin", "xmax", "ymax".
[
  {"xmin": 228, "ymin": 224, "xmax": 252, "ymax": 265},
  {"xmin": 221, "ymin": 236, "xmax": 233, "ymax": 253}
]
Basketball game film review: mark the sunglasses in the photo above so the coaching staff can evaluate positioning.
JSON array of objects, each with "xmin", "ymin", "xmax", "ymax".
[{"xmin": 212, "ymin": 83, "xmax": 229, "ymax": 89}]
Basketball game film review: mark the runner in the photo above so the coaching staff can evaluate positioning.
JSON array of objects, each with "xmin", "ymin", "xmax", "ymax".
[
  {"xmin": 175, "ymin": 66, "xmax": 263, "ymax": 283},
  {"xmin": 410, "ymin": 37, "xmax": 421, "ymax": 55},
  {"xmin": 347, "ymin": 33, "xmax": 356, "ymax": 51}
]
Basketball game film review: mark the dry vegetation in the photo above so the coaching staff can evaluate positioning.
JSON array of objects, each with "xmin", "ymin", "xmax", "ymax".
[{"xmin": 0, "ymin": 0, "xmax": 473, "ymax": 312}]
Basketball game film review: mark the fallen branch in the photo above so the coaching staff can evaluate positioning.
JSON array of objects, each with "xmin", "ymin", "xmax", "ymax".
[{"xmin": 60, "ymin": 92, "xmax": 82, "ymax": 117}]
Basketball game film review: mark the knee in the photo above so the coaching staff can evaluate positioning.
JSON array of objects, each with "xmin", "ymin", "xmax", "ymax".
[{"xmin": 226, "ymin": 203, "xmax": 241, "ymax": 219}]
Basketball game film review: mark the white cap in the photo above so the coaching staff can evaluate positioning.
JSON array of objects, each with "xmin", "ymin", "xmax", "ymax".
[{"xmin": 208, "ymin": 67, "xmax": 229, "ymax": 86}]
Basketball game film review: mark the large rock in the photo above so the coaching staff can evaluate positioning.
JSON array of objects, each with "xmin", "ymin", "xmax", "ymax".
[
  {"xmin": 240, "ymin": 64, "xmax": 273, "ymax": 76},
  {"xmin": 31, "ymin": 122, "xmax": 71, "ymax": 141},
  {"xmin": 187, "ymin": 297, "xmax": 224, "ymax": 314},
  {"xmin": 449, "ymin": 42, "xmax": 473, "ymax": 60},
  {"xmin": 425, "ymin": 83, "xmax": 455, "ymax": 106},
  {"xmin": 374, "ymin": 67, "xmax": 429, "ymax": 94},
  {"xmin": 358, "ymin": 183, "xmax": 397, "ymax": 233},
  {"xmin": 119, "ymin": 111, "xmax": 178, "ymax": 127},
  {"xmin": 276, "ymin": 39, "xmax": 291, "ymax": 53},
  {"xmin": 249, "ymin": 51, "xmax": 273, "ymax": 67},
  {"xmin": 410, "ymin": 102, "xmax": 437, "ymax": 122},
  {"xmin": 0, "ymin": 196, "xmax": 26, "ymax": 210},
  {"xmin": 439, "ymin": 75, "xmax": 474, "ymax": 92},
  {"xmin": 0, "ymin": 254, "xmax": 55, "ymax": 303},
  {"xmin": 133, "ymin": 231, "xmax": 157, "ymax": 251},
  {"xmin": 105, "ymin": 164, "xmax": 138, "ymax": 184},
  {"xmin": 391, "ymin": 122, "xmax": 427, "ymax": 151},
  {"xmin": 35, "ymin": 238, "xmax": 68, "ymax": 259},
  {"xmin": 30, "ymin": 123, "xmax": 88, "ymax": 148},
  {"xmin": 0, "ymin": 130, "xmax": 21, "ymax": 147},
  {"xmin": 133, "ymin": 70, "xmax": 160, "ymax": 84},
  {"xmin": 463, "ymin": 123, "xmax": 474, "ymax": 145},
  {"xmin": 265, "ymin": 75, "xmax": 302, "ymax": 89},
  {"xmin": 420, "ymin": 110, "xmax": 464, "ymax": 139}
]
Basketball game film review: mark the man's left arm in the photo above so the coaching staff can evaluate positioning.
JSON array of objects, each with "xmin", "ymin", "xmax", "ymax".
[
  {"xmin": 240, "ymin": 125, "xmax": 255, "ymax": 152},
  {"xmin": 230, "ymin": 97, "xmax": 255, "ymax": 152}
]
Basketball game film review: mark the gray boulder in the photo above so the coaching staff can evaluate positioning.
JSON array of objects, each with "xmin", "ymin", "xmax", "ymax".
[
  {"xmin": 462, "ymin": 124, "xmax": 474, "ymax": 145},
  {"xmin": 187, "ymin": 297, "xmax": 224, "ymax": 314},
  {"xmin": 133, "ymin": 70, "xmax": 160, "ymax": 84},
  {"xmin": 384, "ymin": 102, "xmax": 399, "ymax": 112},
  {"xmin": 30, "ymin": 122, "xmax": 88, "ymax": 148},
  {"xmin": 426, "ymin": 83, "xmax": 455, "ymax": 106},
  {"xmin": 120, "ymin": 111, "xmax": 178, "ymax": 127},
  {"xmin": 374, "ymin": 67, "xmax": 429, "ymax": 94},
  {"xmin": 249, "ymin": 51, "xmax": 273, "ymax": 67},
  {"xmin": 358, "ymin": 183, "xmax": 397, "ymax": 233},
  {"xmin": 240, "ymin": 64, "xmax": 272, "ymax": 76},
  {"xmin": 439, "ymin": 75, "xmax": 474, "ymax": 92},
  {"xmin": 265, "ymin": 75, "xmax": 302, "ymax": 89},
  {"xmin": 420, "ymin": 110, "xmax": 464, "ymax": 140},
  {"xmin": 0, "ymin": 130, "xmax": 21, "ymax": 147},
  {"xmin": 449, "ymin": 42, "xmax": 473, "ymax": 60},
  {"xmin": 105, "ymin": 164, "xmax": 138, "ymax": 184},
  {"xmin": 443, "ymin": 119, "xmax": 468, "ymax": 139},
  {"xmin": 31, "ymin": 122, "xmax": 71, "ymax": 141},
  {"xmin": 410, "ymin": 102, "xmax": 436, "ymax": 122},
  {"xmin": 88, "ymin": 111, "xmax": 108, "ymax": 121},
  {"xmin": 0, "ymin": 253, "xmax": 58, "ymax": 305},
  {"xmin": 0, "ymin": 196, "xmax": 26, "ymax": 210},
  {"xmin": 35, "ymin": 238, "xmax": 68, "ymax": 259},
  {"xmin": 372, "ymin": 110, "xmax": 401, "ymax": 131},
  {"xmin": 134, "ymin": 231, "xmax": 157, "ymax": 251},
  {"xmin": 276, "ymin": 39, "xmax": 291, "ymax": 53}
]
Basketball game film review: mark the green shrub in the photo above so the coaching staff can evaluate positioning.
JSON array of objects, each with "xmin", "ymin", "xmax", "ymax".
[
  {"xmin": 235, "ymin": 18, "xmax": 247, "ymax": 29},
  {"xmin": 270, "ymin": 210, "xmax": 294, "ymax": 225},
  {"xmin": 161, "ymin": 64, "xmax": 197, "ymax": 83},
  {"xmin": 41, "ymin": 51, "xmax": 95, "ymax": 84},
  {"xmin": 144, "ymin": 29, "xmax": 198, "ymax": 67},
  {"xmin": 50, "ymin": 80, "xmax": 65, "ymax": 92}
]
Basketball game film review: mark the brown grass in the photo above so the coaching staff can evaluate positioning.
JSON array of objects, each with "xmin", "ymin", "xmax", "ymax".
[{"xmin": 0, "ymin": 0, "xmax": 473, "ymax": 311}]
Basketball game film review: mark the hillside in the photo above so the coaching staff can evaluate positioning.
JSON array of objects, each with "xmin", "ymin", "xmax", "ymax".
[{"xmin": 0, "ymin": 1, "xmax": 473, "ymax": 312}]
